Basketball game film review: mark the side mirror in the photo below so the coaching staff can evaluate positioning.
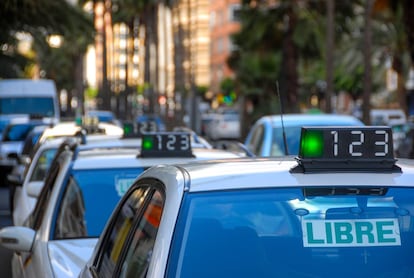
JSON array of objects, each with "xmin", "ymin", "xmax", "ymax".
[
  {"xmin": 7, "ymin": 174, "xmax": 23, "ymax": 187},
  {"xmin": 27, "ymin": 181, "xmax": 44, "ymax": 198},
  {"xmin": 7, "ymin": 152, "xmax": 19, "ymax": 161},
  {"xmin": 0, "ymin": 226, "xmax": 35, "ymax": 252}
]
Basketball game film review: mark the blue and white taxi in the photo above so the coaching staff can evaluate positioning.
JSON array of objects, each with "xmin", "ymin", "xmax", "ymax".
[
  {"xmin": 11, "ymin": 125, "xmax": 219, "ymax": 227},
  {"xmin": 11, "ymin": 135, "xmax": 143, "ymax": 227},
  {"xmin": 81, "ymin": 126, "xmax": 414, "ymax": 277},
  {"xmin": 0, "ymin": 132, "xmax": 241, "ymax": 278}
]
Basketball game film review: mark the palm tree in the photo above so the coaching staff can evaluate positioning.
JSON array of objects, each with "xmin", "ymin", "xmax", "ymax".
[{"xmin": 112, "ymin": 0, "xmax": 177, "ymax": 116}]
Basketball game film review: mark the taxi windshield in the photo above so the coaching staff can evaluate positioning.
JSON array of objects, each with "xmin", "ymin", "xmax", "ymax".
[
  {"xmin": 52, "ymin": 168, "xmax": 145, "ymax": 239},
  {"xmin": 168, "ymin": 187, "xmax": 414, "ymax": 278}
]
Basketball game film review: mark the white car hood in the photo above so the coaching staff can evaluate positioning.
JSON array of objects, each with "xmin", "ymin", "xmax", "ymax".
[{"xmin": 48, "ymin": 238, "xmax": 98, "ymax": 278}]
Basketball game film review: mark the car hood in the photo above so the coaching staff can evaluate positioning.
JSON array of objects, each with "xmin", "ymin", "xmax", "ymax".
[{"xmin": 48, "ymin": 238, "xmax": 98, "ymax": 278}]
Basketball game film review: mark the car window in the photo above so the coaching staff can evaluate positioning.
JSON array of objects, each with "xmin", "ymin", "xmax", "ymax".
[
  {"xmin": 53, "ymin": 168, "xmax": 144, "ymax": 239},
  {"xmin": 223, "ymin": 113, "xmax": 239, "ymax": 121},
  {"xmin": 118, "ymin": 190, "xmax": 165, "ymax": 278},
  {"xmin": 248, "ymin": 124, "xmax": 265, "ymax": 155},
  {"xmin": 29, "ymin": 148, "xmax": 57, "ymax": 181},
  {"xmin": 168, "ymin": 187, "xmax": 414, "ymax": 277},
  {"xmin": 26, "ymin": 154, "xmax": 63, "ymax": 229},
  {"xmin": 0, "ymin": 97, "xmax": 55, "ymax": 117},
  {"xmin": 96, "ymin": 187, "xmax": 152, "ymax": 277},
  {"xmin": 2, "ymin": 123, "xmax": 35, "ymax": 142},
  {"xmin": 54, "ymin": 176, "xmax": 86, "ymax": 238},
  {"xmin": 271, "ymin": 126, "xmax": 301, "ymax": 156}
]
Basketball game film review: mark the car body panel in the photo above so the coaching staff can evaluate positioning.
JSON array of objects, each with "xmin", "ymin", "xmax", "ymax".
[{"xmin": 48, "ymin": 239, "xmax": 98, "ymax": 278}]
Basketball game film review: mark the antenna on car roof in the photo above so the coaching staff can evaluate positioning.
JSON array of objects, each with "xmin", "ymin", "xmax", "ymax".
[{"xmin": 276, "ymin": 81, "xmax": 289, "ymax": 155}]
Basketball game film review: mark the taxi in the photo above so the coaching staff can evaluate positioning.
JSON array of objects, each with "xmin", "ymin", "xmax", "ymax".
[
  {"xmin": 0, "ymin": 132, "xmax": 242, "ymax": 278},
  {"xmin": 11, "ymin": 124, "xmax": 217, "ymax": 227},
  {"xmin": 80, "ymin": 126, "xmax": 414, "ymax": 278},
  {"xmin": 36, "ymin": 118, "xmax": 124, "ymax": 146},
  {"xmin": 11, "ymin": 135, "xmax": 141, "ymax": 226}
]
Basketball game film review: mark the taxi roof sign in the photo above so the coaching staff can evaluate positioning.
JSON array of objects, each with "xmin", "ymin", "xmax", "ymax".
[
  {"xmin": 292, "ymin": 126, "xmax": 401, "ymax": 173},
  {"xmin": 140, "ymin": 132, "xmax": 194, "ymax": 158}
]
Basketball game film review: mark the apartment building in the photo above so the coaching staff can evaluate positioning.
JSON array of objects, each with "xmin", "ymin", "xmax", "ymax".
[{"xmin": 210, "ymin": 0, "xmax": 241, "ymax": 94}]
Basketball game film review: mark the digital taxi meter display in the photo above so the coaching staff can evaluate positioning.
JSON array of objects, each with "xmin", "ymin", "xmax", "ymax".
[
  {"xmin": 140, "ymin": 132, "xmax": 194, "ymax": 158},
  {"xmin": 294, "ymin": 126, "xmax": 400, "ymax": 172}
]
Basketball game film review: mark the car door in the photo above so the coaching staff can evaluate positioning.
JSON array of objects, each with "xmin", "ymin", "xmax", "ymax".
[
  {"xmin": 88, "ymin": 179, "xmax": 165, "ymax": 278},
  {"xmin": 10, "ymin": 152, "xmax": 65, "ymax": 278},
  {"xmin": 13, "ymin": 146, "xmax": 57, "ymax": 225}
]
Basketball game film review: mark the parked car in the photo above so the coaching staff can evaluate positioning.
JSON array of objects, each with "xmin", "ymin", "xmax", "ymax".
[
  {"xmin": 0, "ymin": 132, "xmax": 242, "ymax": 278},
  {"xmin": 80, "ymin": 126, "xmax": 414, "ymax": 278},
  {"xmin": 0, "ymin": 119, "xmax": 50, "ymax": 186},
  {"xmin": 244, "ymin": 113, "xmax": 364, "ymax": 156},
  {"xmin": 205, "ymin": 110, "xmax": 241, "ymax": 141}
]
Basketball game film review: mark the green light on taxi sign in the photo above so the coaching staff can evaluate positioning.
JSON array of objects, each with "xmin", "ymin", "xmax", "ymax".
[
  {"xmin": 123, "ymin": 123, "xmax": 133, "ymax": 135},
  {"xmin": 142, "ymin": 136, "xmax": 154, "ymax": 150},
  {"xmin": 300, "ymin": 129, "xmax": 324, "ymax": 158}
]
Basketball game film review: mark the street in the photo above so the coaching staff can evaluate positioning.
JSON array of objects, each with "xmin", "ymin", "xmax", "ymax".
[{"xmin": 0, "ymin": 186, "xmax": 13, "ymax": 278}]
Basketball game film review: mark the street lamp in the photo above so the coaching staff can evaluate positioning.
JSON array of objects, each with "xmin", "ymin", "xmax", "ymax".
[{"xmin": 47, "ymin": 35, "xmax": 63, "ymax": 48}]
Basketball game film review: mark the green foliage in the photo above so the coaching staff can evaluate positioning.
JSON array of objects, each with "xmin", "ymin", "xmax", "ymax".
[
  {"xmin": 85, "ymin": 86, "xmax": 98, "ymax": 99},
  {"xmin": 197, "ymin": 85, "xmax": 208, "ymax": 97},
  {"xmin": 0, "ymin": 0, "xmax": 95, "ymax": 83}
]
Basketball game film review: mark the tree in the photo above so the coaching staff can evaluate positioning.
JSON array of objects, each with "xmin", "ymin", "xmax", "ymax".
[
  {"xmin": 0, "ymin": 0, "xmax": 94, "ymax": 80},
  {"xmin": 229, "ymin": 0, "xmax": 333, "ymax": 135},
  {"xmin": 372, "ymin": 0, "xmax": 414, "ymax": 114}
]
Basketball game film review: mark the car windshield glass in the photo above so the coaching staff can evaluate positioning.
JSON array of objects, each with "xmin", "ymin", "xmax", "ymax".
[
  {"xmin": 271, "ymin": 123, "xmax": 362, "ymax": 156},
  {"xmin": 0, "ymin": 97, "xmax": 55, "ymax": 117},
  {"xmin": 168, "ymin": 187, "xmax": 414, "ymax": 278},
  {"xmin": 271, "ymin": 126, "xmax": 302, "ymax": 156},
  {"xmin": 2, "ymin": 123, "xmax": 38, "ymax": 142},
  {"xmin": 52, "ymin": 167, "xmax": 145, "ymax": 239}
]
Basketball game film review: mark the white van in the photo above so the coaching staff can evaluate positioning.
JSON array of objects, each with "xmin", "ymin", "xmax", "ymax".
[{"xmin": 0, "ymin": 79, "xmax": 60, "ymax": 123}]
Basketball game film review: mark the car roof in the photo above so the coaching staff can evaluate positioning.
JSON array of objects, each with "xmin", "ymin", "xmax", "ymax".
[
  {"xmin": 39, "ymin": 121, "xmax": 123, "ymax": 141},
  {"xmin": 138, "ymin": 157, "xmax": 414, "ymax": 193},
  {"xmin": 71, "ymin": 146, "xmax": 241, "ymax": 170},
  {"xmin": 260, "ymin": 113, "xmax": 364, "ymax": 127}
]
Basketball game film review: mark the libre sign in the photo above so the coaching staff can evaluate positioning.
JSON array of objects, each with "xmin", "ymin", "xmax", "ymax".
[{"xmin": 302, "ymin": 218, "xmax": 401, "ymax": 247}]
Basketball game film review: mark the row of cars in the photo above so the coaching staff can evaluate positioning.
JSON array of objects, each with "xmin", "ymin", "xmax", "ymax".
[
  {"xmin": 2, "ymin": 111, "xmax": 414, "ymax": 277},
  {"xmin": 0, "ymin": 116, "xmax": 245, "ymax": 277}
]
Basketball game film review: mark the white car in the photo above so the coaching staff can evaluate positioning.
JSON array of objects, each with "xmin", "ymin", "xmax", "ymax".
[
  {"xmin": 80, "ymin": 126, "xmax": 414, "ymax": 278},
  {"xmin": 0, "ymin": 132, "xmax": 241, "ymax": 278},
  {"xmin": 12, "ymin": 126, "xmax": 221, "ymax": 227},
  {"xmin": 12, "ymin": 136, "xmax": 138, "ymax": 226},
  {"xmin": 205, "ymin": 110, "xmax": 241, "ymax": 140}
]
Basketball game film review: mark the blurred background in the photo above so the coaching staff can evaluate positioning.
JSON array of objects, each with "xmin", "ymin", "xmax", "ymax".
[{"xmin": 1, "ymin": 0, "xmax": 414, "ymax": 140}]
